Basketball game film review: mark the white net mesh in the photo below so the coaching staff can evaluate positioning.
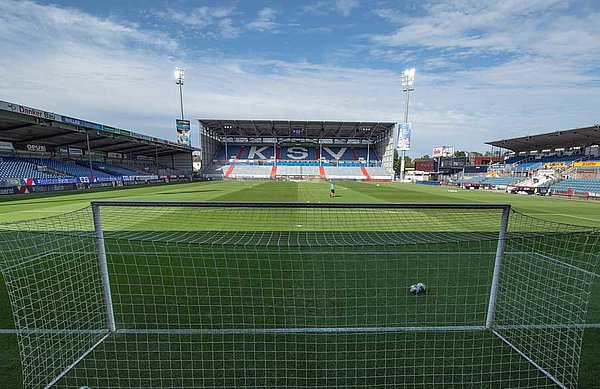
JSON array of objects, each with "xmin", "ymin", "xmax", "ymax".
[{"xmin": 0, "ymin": 202, "xmax": 597, "ymax": 388}]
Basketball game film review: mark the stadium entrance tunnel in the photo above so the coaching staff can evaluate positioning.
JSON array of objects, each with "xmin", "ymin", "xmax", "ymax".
[{"xmin": 0, "ymin": 202, "xmax": 598, "ymax": 388}]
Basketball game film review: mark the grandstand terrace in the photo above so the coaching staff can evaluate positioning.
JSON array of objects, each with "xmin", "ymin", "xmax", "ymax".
[
  {"xmin": 0, "ymin": 100, "xmax": 196, "ymax": 195},
  {"xmin": 480, "ymin": 125, "xmax": 600, "ymax": 197},
  {"xmin": 198, "ymin": 119, "xmax": 396, "ymax": 181}
]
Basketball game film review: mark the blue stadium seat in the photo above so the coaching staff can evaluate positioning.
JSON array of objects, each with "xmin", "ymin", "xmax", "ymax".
[
  {"xmin": 24, "ymin": 158, "xmax": 116, "ymax": 178},
  {"xmin": 551, "ymin": 179, "xmax": 600, "ymax": 194},
  {"xmin": 0, "ymin": 157, "xmax": 64, "ymax": 179},
  {"xmin": 456, "ymin": 176, "xmax": 519, "ymax": 186},
  {"xmin": 88, "ymin": 161, "xmax": 142, "ymax": 176}
]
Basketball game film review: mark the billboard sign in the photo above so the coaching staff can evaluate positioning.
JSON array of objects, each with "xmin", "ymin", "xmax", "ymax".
[
  {"xmin": 176, "ymin": 119, "xmax": 191, "ymax": 146},
  {"xmin": 544, "ymin": 162, "xmax": 566, "ymax": 168},
  {"xmin": 574, "ymin": 161, "xmax": 600, "ymax": 167},
  {"xmin": 26, "ymin": 144, "xmax": 47, "ymax": 152},
  {"xmin": 61, "ymin": 115, "xmax": 103, "ymax": 131},
  {"xmin": 433, "ymin": 146, "xmax": 454, "ymax": 157},
  {"xmin": 395, "ymin": 123, "xmax": 411, "ymax": 151},
  {"xmin": 0, "ymin": 100, "xmax": 62, "ymax": 122},
  {"xmin": 0, "ymin": 141, "xmax": 14, "ymax": 151}
]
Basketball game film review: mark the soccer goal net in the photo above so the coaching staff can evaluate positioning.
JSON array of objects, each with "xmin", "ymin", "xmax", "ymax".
[{"xmin": 0, "ymin": 202, "xmax": 598, "ymax": 388}]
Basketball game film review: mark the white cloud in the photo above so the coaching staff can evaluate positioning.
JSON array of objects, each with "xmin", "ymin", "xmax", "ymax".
[
  {"xmin": 303, "ymin": 0, "xmax": 359, "ymax": 17},
  {"xmin": 369, "ymin": 0, "xmax": 591, "ymax": 61},
  {"xmin": 218, "ymin": 18, "xmax": 240, "ymax": 39},
  {"xmin": 246, "ymin": 8, "xmax": 278, "ymax": 32},
  {"xmin": 163, "ymin": 5, "xmax": 235, "ymax": 27},
  {"xmin": 160, "ymin": 5, "xmax": 240, "ymax": 39},
  {"xmin": 0, "ymin": 0, "xmax": 177, "ymax": 50},
  {"xmin": 335, "ymin": 0, "xmax": 359, "ymax": 17},
  {"xmin": 0, "ymin": 0, "xmax": 598, "ymax": 158}
]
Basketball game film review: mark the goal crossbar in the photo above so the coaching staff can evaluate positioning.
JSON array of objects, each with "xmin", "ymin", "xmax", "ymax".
[{"xmin": 91, "ymin": 200, "xmax": 512, "ymax": 210}]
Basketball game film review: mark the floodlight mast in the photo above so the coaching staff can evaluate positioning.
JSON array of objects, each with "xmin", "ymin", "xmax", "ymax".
[
  {"xmin": 175, "ymin": 67, "xmax": 185, "ymax": 120},
  {"xmin": 400, "ymin": 68, "xmax": 415, "ymax": 181}
]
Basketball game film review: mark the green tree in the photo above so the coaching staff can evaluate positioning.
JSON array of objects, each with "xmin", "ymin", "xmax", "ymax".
[{"xmin": 393, "ymin": 151, "xmax": 414, "ymax": 173}]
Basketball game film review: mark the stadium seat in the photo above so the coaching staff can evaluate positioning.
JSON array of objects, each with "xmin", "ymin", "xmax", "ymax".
[
  {"xmin": 0, "ymin": 157, "xmax": 65, "ymax": 179},
  {"xmin": 24, "ymin": 158, "xmax": 116, "ymax": 179},
  {"xmin": 551, "ymin": 179, "xmax": 600, "ymax": 194},
  {"xmin": 209, "ymin": 144, "xmax": 383, "ymax": 180}
]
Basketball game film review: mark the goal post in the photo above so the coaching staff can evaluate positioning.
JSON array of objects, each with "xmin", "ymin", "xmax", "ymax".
[
  {"xmin": 0, "ymin": 201, "xmax": 598, "ymax": 388},
  {"xmin": 485, "ymin": 205, "xmax": 510, "ymax": 329}
]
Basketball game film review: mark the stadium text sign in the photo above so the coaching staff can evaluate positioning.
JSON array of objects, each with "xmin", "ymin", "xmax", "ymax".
[
  {"xmin": 545, "ymin": 162, "xmax": 566, "ymax": 168},
  {"xmin": 0, "ymin": 141, "xmax": 14, "ymax": 151},
  {"xmin": 0, "ymin": 100, "xmax": 62, "ymax": 121},
  {"xmin": 26, "ymin": 144, "xmax": 47, "ymax": 152},
  {"xmin": 574, "ymin": 161, "xmax": 600, "ymax": 167},
  {"xmin": 243, "ymin": 146, "xmax": 355, "ymax": 161},
  {"xmin": 61, "ymin": 115, "xmax": 103, "ymax": 131}
]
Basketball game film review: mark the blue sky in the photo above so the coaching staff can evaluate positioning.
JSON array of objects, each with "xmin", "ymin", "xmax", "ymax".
[{"xmin": 0, "ymin": 0, "xmax": 599, "ymax": 157}]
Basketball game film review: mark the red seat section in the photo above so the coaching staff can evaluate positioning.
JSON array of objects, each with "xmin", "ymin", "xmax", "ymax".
[
  {"xmin": 360, "ymin": 166, "xmax": 371, "ymax": 181},
  {"xmin": 224, "ymin": 165, "xmax": 235, "ymax": 177}
]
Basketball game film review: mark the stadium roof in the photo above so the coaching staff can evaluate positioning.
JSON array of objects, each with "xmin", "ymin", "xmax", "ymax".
[
  {"xmin": 0, "ymin": 100, "xmax": 197, "ymax": 157},
  {"xmin": 198, "ymin": 119, "xmax": 396, "ymax": 140},
  {"xmin": 486, "ymin": 125, "xmax": 600, "ymax": 152}
]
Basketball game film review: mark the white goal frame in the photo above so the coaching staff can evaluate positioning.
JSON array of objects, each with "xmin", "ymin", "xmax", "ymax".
[{"xmin": 0, "ymin": 201, "xmax": 597, "ymax": 388}]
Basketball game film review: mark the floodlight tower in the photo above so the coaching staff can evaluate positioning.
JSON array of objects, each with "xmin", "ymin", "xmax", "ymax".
[
  {"xmin": 174, "ymin": 67, "xmax": 185, "ymax": 120},
  {"xmin": 400, "ymin": 68, "xmax": 415, "ymax": 181}
]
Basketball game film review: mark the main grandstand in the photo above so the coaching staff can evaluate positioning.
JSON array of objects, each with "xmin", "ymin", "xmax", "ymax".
[
  {"xmin": 0, "ymin": 100, "xmax": 196, "ymax": 195},
  {"xmin": 198, "ymin": 119, "xmax": 396, "ymax": 181},
  {"xmin": 454, "ymin": 125, "xmax": 600, "ymax": 198}
]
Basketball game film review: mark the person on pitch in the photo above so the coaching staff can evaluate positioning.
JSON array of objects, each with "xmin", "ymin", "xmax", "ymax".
[{"xmin": 329, "ymin": 181, "xmax": 336, "ymax": 198}]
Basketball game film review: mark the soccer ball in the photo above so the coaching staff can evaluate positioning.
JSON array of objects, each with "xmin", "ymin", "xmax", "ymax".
[{"xmin": 409, "ymin": 283, "xmax": 426, "ymax": 295}]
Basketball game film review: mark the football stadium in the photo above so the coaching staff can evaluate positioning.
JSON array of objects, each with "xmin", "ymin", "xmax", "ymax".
[
  {"xmin": 0, "ymin": 2, "xmax": 599, "ymax": 388},
  {"xmin": 0, "ymin": 95, "xmax": 598, "ymax": 389}
]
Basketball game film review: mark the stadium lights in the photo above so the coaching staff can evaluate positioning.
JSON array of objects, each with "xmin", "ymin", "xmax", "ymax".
[
  {"xmin": 174, "ymin": 67, "xmax": 185, "ymax": 85},
  {"xmin": 401, "ymin": 68, "xmax": 415, "ymax": 91},
  {"xmin": 174, "ymin": 67, "xmax": 185, "ymax": 120},
  {"xmin": 399, "ymin": 67, "xmax": 415, "ymax": 181}
]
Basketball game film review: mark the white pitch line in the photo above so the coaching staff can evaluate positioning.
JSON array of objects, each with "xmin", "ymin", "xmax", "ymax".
[
  {"xmin": 529, "ymin": 213, "xmax": 600, "ymax": 223},
  {"xmin": 9, "ymin": 210, "xmax": 69, "ymax": 213}
]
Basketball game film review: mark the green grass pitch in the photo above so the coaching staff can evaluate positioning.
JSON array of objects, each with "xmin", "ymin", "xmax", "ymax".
[{"xmin": 0, "ymin": 180, "xmax": 598, "ymax": 388}]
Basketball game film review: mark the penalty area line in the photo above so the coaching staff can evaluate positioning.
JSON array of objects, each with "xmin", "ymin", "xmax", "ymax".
[{"xmin": 528, "ymin": 213, "xmax": 600, "ymax": 223}]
